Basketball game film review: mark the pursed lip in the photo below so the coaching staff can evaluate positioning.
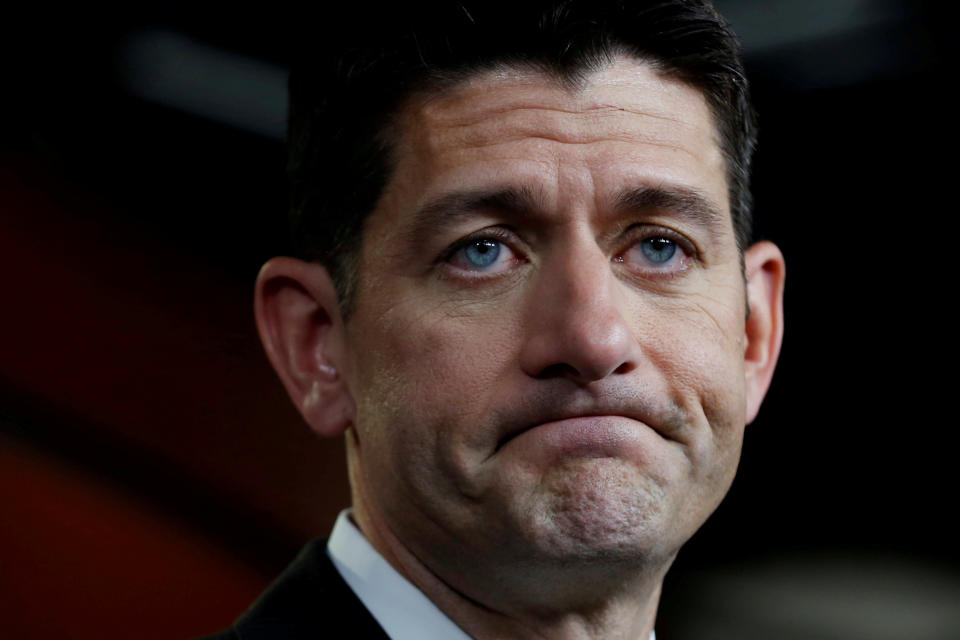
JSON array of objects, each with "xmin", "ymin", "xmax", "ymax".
[
  {"xmin": 493, "ymin": 392, "xmax": 685, "ymax": 453},
  {"xmin": 496, "ymin": 413, "xmax": 635, "ymax": 452}
]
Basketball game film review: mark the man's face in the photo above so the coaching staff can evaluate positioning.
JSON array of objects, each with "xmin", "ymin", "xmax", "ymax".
[{"xmin": 342, "ymin": 58, "xmax": 749, "ymax": 590}]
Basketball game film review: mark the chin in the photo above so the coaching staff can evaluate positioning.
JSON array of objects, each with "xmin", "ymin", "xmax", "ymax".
[{"xmin": 523, "ymin": 457, "xmax": 675, "ymax": 563}]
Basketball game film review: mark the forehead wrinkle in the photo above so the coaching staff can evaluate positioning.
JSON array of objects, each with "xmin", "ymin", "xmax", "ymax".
[
  {"xmin": 415, "ymin": 68, "xmax": 713, "ymax": 144},
  {"xmin": 435, "ymin": 102, "xmax": 688, "ymax": 128},
  {"xmin": 419, "ymin": 106, "xmax": 709, "ymax": 167},
  {"xmin": 436, "ymin": 106, "xmax": 690, "ymax": 141},
  {"xmin": 592, "ymin": 103, "xmax": 687, "ymax": 124},
  {"xmin": 450, "ymin": 134, "xmax": 704, "ymax": 166}
]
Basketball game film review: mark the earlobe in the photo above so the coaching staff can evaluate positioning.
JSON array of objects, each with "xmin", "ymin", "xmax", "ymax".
[
  {"xmin": 254, "ymin": 257, "xmax": 355, "ymax": 438},
  {"xmin": 743, "ymin": 241, "xmax": 786, "ymax": 424}
]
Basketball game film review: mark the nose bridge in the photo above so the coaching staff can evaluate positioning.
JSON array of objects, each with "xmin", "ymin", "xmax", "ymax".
[
  {"xmin": 521, "ymin": 227, "xmax": 637, "ymax": 382},
  {"xmin": 555, "ymin": 235, "xmax": 616, "ymax": 321}
]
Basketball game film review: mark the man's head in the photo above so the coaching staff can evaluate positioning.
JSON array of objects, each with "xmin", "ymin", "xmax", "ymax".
[{"xmin": 256, "ymin": 0, "xmax": 784, "ymax": 629}]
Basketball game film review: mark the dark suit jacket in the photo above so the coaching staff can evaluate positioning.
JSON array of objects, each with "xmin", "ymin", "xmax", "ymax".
[{"xmin": 200, "ymin": 539, "xmax": 390, "ymax": 639}]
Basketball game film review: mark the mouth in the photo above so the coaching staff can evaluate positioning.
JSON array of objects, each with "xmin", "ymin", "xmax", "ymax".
[
  {"xmin": 493, "ymin": 413, "xmax": 666, "ymax": 468},
  {"xmin": 495, "ymin": 413, "xmax": 629, "ymax": 452},
  {"xmin": 491, "ymin": 390, "xmax": 687, "ymax": 458}
]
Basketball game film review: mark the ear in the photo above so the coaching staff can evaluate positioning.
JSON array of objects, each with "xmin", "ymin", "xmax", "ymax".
[
  {"xmin": 743, "ymin": 241, "xmax": 786, "ymax": 424},
  {"xmin": 254, "ymin": 257, "xmax": 355, "ymax": 438}
]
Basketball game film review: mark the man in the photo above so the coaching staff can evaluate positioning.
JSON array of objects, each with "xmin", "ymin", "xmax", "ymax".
[{"xmin": 209, "ymin": 1, "xmax": 785, "ymax": 638}]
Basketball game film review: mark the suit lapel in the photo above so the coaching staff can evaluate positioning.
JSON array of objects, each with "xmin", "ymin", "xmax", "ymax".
[{"xmin": 233, "ymin": 539, "xmax": 391, "ymax": 639}]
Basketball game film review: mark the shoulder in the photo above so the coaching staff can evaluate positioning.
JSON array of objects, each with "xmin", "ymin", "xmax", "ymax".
[{"xmin": 197, "ymin": 539, "xmax": 389, "ymax": 640}]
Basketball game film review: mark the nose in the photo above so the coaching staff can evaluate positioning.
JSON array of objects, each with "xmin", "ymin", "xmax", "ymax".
[{"xmin": 519, "ymin": 240, "xmax": 639, "ymax": 385}]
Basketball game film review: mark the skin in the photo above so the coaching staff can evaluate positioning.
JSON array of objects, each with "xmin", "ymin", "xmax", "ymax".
[{"xmin": 256, "ymin": 57, "xmax": 785, "ymax": 639}]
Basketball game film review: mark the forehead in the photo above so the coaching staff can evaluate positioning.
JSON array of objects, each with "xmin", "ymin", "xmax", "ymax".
[{"xmin": 384, "ymin": 57, "xmax": 727, "ymax": 211}]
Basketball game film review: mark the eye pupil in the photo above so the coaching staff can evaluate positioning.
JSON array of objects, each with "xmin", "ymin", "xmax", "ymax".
[
  {"xmin": 465, "ymin": 239, "xmax": 501, "ymax": 267},
  {"xmin": 641, "ymin": 237, "xmax": 677, "ymax": 264}
]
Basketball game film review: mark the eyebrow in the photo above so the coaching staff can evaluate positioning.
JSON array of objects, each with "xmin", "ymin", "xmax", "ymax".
[
  {"xmin": 402, "ymin": 182, "xmax": 727, "ymax": 246},
  {"xmin": 613, "ymin": 185, "xmax": 727, "ymax": 236},
  {"xmin": 403, "ymin": 186, "xmax": 544, "ymax": 244}
]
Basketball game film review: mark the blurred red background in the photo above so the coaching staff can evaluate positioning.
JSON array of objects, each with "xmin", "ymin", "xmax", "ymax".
[{"xmin": 1, "ymin": 161, "xmax": 349, "ymax": 637}]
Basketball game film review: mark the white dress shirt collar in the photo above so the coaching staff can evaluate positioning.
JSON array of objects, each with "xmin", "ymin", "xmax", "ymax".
[
  {"xmin": 327, "ymin": 510, "xmax": 472, "ymax": 640},
  {"xmin": 327, "ymin": 509, "xmax": 655, "ymax": 640}
]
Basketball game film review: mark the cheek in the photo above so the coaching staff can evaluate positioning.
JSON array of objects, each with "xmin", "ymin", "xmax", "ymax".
[
  {"xmin": 638, "ymin": 290, "xmax": 747, "ymax": 451},
  {"xmin": 348, "ymin": 294, "xmax": 519, "ymax": 457}
]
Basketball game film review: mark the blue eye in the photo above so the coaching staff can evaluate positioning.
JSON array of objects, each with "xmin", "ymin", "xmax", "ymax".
[
  {"xmin": 444, "ymin": 231, "xmax": 521, "ymax": 277},
  {"xmin": 640, "ymin": 237, "xmax": 677, "ymax": 264},
  {"xmin": 617, "ymin": 230, "xmax": 691, "ymax": 275},
  {"xmin": 461, "ymin": 239, "xmax": 502, "ymax": 269}
]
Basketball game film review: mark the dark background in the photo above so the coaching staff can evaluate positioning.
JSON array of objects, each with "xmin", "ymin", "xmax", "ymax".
[{"xmin": 1, "ymin": 1, "xmax": 955, "ymax": 638}]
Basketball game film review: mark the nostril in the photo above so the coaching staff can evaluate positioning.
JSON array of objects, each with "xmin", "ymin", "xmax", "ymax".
[
  {"xmin": 532, "ymin": 359, "xmax": 634, "ymax": 383},
  {"xmin": 613, "ymin": 361, "xmax": 635, "ymax": 375},
  {"xmin": 534, "ymin": 363, "xmax": 580, "ymax": 380}
]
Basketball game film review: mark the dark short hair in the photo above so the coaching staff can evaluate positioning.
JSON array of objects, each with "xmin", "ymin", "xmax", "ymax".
[{"xmin": 288, "ymin": 0, "xmax": 757, "ymax": 312}]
